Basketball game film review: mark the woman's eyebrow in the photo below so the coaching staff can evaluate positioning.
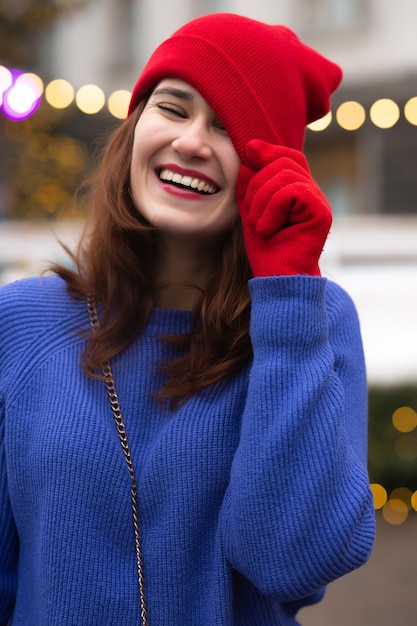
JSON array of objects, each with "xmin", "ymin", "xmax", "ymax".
[{"xmin": 152, "ymin": 86, "xmax": 194, "ymax": 101}]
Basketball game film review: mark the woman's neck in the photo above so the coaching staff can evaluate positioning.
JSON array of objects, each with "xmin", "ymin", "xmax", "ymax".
[{"xmin": 153, "ymin": 235, "xmax": 218, "ymax": 310}]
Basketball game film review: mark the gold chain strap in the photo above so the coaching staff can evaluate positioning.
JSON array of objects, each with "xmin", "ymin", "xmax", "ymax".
[{"xmin": 87, "ymin": 296, "xmax": 149, "ymax": 626}]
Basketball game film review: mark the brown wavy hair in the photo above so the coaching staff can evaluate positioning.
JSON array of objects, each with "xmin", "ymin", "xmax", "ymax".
[{"xmin": 54, "ymin": 104, "xmax": 253, "ymax": 407}]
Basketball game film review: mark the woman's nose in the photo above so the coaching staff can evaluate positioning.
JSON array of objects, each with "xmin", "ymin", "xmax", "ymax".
[{"xmin": 171, "ymin": 120, "xmax": 213, "ymax": 160}]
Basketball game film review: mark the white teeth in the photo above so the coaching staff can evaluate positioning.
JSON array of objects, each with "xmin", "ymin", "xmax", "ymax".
[{"xmin": 159, "ymin": 168, "xmax": 217, "ymax": 194}]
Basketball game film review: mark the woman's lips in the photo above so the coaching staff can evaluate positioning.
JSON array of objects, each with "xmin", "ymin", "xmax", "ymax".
[{"xmin": 156, "ymin": 165, "xmax": 220, "ymax": 195}]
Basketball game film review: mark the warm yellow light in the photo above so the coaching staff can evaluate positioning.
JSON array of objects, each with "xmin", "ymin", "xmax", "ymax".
[
  {"xmin": 370, "ymin": 98, "xmax": 400, "ymax": 129},
  {"xmin": 404, "ymin": 96, "xmax": 417, "ymax": 126},
  {"xmin": 395, "ymin": 434, "xmax": 417, "ymax": 461},
  {"xmin": 411, "ymin": 491, "xmax": 417, "ymax": 512},
  {"xmin": 382, "ymin": 499, "xmax": 408, "ymax": 525},
  {"xmin": 76, "ymin": 84, "xmax": 105, "ymax": 114},
  {"xmin": 108, "ymin": 89, "xmax": 131, "ymax": 119},
  {"xmin": 307, "ymin": 111, "xmax": 332, "ymax": 132},
  {"xmin": 336, "ymin": 101, "xmax": 366, "ymax": 131},
  {"xmin": 392, "ymin": 406, "xmax": 417, "ymax": 432},
  {"xmin": 390, "ymin": 487, "xmax": 412, "ymax": 510},
  {"xmin": 370, "ymin": 483, "xmax": 387, "ymax": 509},
  {"xmin": 45, "ymin": 79, "xmax": 75, "ymax": 109},
  {"xmin": 18, "ymin": 73, "xmax": 44, "ymax": 96}
]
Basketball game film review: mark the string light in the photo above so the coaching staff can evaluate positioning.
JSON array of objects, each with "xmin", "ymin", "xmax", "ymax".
[
  {"xmin": 75, "ymin": 84, "xmax": 105, "ymax": 115},
  {"xmin": 336, "ymin": 100, "xmax": 366, "ymax": 131},
  {"xmin": 404, "ymin": 96, "xmax": 417, "ymax": 125},
  {"xmin": 370, "ymin": 98, "xmax": 400, "ymax": 129},
  {"xmin": 45, "ymin": 79, "xmax": 75, "ymax": 109},
  {"xmin": 2, "ymin": 65, "xmax": 417, "ymax": 128},
  {"xmin": 107, "ymin": 89, "xmax": 131, "ymax": 119},
  {"xmin": 307, "ymin": 111, "xmax": 332, "ymax": 132}
]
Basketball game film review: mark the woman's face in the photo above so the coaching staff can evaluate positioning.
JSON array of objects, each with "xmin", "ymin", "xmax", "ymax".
[{"xmin": 129, "ymin": 79, "xmax": 240, "ymax": 244}]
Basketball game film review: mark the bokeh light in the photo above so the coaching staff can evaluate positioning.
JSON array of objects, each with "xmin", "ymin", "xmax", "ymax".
[
  {"xmin": 45, "ymin": 78, "xmax": 75, "ymax": 109},
  {"xmin": 1, "ymin": 69, "xmax": 43, "ymax": 121},
  {"xmin": 108, "ymin": 89, "xmax": 131, "ymax": 119},
  {"xmin": 75, "ymin": 84, "xmax": 105, "ymax": 114},
  {"xmin": 390, "ymin": 487, "xmax": 413, "ymax": 510},
  {"xmin": 2, "ymin": 65, "xmax": 416, "ymax": 129},
  {"xmin": 392, "ymin": 406, "xmax": 417, "ymax": 432},
  {"xmin": 382, "ymin": 498, "xmax": 408, "ymax": 525},
  {"xmin": 404, "ymin": 96, "xmax": 417, "ymax": 125},
  {"xmin": 336, "ymin": 101, "xmax": 366, "ymax": 131},
  {"xmin": 370, "ymin": 483, "xmax": 387, "ymax": 509},
  {"xmin": 370, "ymin": 98, "xmax": 400, "ymax": 129},
  {"xmin": 307, "ymin": 111, "xmax": 332, "ymax": 132}
]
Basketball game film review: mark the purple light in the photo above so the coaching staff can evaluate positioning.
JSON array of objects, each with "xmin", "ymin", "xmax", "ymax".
[{"xmin": 1, "ymin": 68, "xmax": 42, "ymax": 121}]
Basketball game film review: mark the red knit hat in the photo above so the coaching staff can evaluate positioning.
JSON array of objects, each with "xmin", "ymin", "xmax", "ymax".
[{"xmin": 128, "ymin": 13, "xmax": 342, "ymax": 161}]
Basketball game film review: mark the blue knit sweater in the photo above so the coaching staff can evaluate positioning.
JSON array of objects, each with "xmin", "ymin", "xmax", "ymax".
[{"xmin": 0, "ymin": 274, "xmax": 374, "ymax": 625}]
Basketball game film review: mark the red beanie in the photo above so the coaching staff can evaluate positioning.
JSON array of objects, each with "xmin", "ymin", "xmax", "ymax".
[{"xmin": 128, "ymin": 13, "xmax": 342, "ymax": 161}]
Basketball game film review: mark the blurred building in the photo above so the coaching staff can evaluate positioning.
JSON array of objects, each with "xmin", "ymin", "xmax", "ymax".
[{"xmin": 1, "ymin": 0, "xmax": 417, "ymax": 384}]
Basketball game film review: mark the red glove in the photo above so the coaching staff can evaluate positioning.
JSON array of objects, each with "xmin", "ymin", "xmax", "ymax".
[{"xmin": 236, "ymin": 139, "xmax": 332, "ymax": 277}]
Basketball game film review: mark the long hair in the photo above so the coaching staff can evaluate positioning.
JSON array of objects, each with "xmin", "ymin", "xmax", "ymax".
[{"xmin": 54, "ymin": 105, "xmax": 253, "ymax": 407}]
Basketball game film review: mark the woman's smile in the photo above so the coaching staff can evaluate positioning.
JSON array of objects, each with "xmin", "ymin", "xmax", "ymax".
[{"xmin": 157, "ymin": 165, "xmax": 220, "ymax": 196}]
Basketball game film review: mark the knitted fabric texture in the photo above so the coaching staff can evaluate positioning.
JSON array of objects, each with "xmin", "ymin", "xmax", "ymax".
[
  {"xmin": 128, "ymin": 13, "xmax": 342, "ymax": 159},
  {"xmin": 0, "ymin": 276, "xmax": 375, "ymax": 624}
]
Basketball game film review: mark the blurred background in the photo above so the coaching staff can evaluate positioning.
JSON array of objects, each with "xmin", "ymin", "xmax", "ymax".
[{"xmin": 1, "ymin": 1, "xmax": 416, "ymax": 623}]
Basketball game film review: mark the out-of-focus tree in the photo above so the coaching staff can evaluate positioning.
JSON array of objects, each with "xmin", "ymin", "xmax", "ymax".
[
  {"xmin": 0, "ymin": 0, "xmax": 103, "ymax": 221},
  {"xmin": 2, "ymin": 104, "xmax": 93, "ymax": 220}
]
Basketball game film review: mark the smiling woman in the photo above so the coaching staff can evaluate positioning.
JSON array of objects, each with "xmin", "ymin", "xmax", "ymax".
[{"xmin": 0, "ymin": 12, "xmax": 375, "ymax": 626}]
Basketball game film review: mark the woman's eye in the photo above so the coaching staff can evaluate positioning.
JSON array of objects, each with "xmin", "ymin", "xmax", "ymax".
[
  {"xmin": 213, "ymin": 118, "xmax": 227, "ymax": 132},
  {"xmin": 157, "ymin": 103, "xmax": 186, "ymax": 118}
]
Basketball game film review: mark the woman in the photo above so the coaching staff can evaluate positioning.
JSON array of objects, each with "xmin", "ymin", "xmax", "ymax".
[{"xmin": 0, "ymin": 13, "xmax": 375, "ymax": 626}]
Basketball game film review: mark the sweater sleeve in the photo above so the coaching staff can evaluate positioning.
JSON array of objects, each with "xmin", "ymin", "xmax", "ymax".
[{"xmin": 221, "ymin": 276, "xmax": 375, "ymax": 602}]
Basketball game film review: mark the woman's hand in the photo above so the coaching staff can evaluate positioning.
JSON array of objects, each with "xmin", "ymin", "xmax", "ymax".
[{"xmin": 236, "ymin": 139, "xmax": 332, "ymax": 277}]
